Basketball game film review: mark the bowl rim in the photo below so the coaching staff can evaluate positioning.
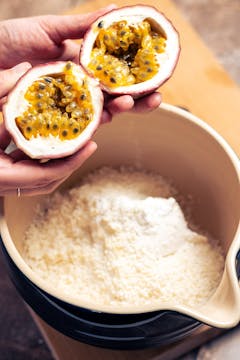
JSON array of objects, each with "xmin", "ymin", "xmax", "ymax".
[{"xmin": 1, "ymin": 102, "xmax": 240, "ymax": 327}]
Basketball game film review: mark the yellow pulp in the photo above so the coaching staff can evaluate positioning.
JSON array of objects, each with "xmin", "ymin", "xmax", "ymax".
[
  {"xmin": 16, "ymin": 62, "xmax": 93, "ymax": 140},
  {"xmin": 88, "ymin": 20, "xmax": 166, "ymax": 88}
]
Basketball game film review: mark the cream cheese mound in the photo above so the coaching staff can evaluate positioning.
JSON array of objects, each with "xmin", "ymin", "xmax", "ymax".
[{"xmin": 23, "ymin": 167, "xmax": 224, "ymax": 308}]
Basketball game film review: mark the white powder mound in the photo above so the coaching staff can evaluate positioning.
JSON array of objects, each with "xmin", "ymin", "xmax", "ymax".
[{"xmin": 23, "ymin": 167, "xmax": 224, "ymax": 308}]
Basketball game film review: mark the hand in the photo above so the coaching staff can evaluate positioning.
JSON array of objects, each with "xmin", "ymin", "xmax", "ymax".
[
  {"xmin": 0, "ymin": 62, "xmax": 161, "ymax": 122},
  {"xmin": 0, "ymin": 7, "xmax": 161, "ymax": 196},
  {"xmin": 0, "ymin": 123, "xmax": 97, "ymax": 196},
  {"xmin": 0, "ymin": 5, "xmax": 161, "ymax": 116},
  {"xmin": 0, "ymin": 6, "xmax": 118, "ymax": 68}
]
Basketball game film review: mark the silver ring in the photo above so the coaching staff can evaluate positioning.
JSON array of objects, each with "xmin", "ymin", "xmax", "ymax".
[{"xmin": 17, "ymin": 188, "xmax": 21, "ymax": 197}]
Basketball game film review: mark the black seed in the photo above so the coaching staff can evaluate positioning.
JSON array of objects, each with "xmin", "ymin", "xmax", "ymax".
[
  {"xmin": 104, "ymin": 70, "xmax": 108, "ymax": 76},
  {"xmin": 26, "ymin": 126, "xmax": 32, "ymax": 132},
  {"xmin": 73, "ymin": 128, "xmax": 79, "ymax": 134},
  {"xmin": 154, "ymin": 46, "xmax": 159, "ymax": 51},
  {"xmin": 62, "ymin": 130, "xmax": 68, "ymax": 137},
  {"xmin": 38, "ymin": 83, "xmax": 46, "ymax": 90},
  {"xmin": 53, "ymin": 124, "xmax": 58, "ymax": 130},
  {"xmin": 103, "ymin": 35, "xmax": 109, "ymax": 41},
  {"xmin": 96, "ymin": 65, "xmax": 102, "ymax": 71},
  {"xmin": 98, "ymin": 21, "xmax": 104, "ymax": 28},
  {"xmin": 120, "ymin": 40, "xmax": 126, "ymax": 46},
  {"xmin": 65, "ymin": 62, "xmax": 72, "ymax": 70},
  {"xmin": 44, "ymin": 77, "xmax": 52, "ymax": 83},
  {"xmin": 120, "ymin": 31, "xmax": 126, "ymax": 36},
  {"xmin": 80, "ymin": 94, "xmax": 86, "ymax": 100},
  {"xmin": 36, "ymin": 93, "xmax": 43, "ymax": 99},
  {"xmin": 37, "ymin": 102, "xmax": 43, "ymax": 108},
  {"xmin": 144, "ymin": 60, "xmax": 150, "ymax": 65},
  {"xmin": 110, "ymin": 77, "xmax": 116, "ymax": 83},
  {"xmin": 147, "ymin": 68, "xmax": 153, "ymax": 73}
]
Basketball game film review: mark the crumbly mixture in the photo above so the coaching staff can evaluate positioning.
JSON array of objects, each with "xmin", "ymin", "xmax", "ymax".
[{"xmin": 23, "ymin": 167, "xmax": 224, "ymax": 308}]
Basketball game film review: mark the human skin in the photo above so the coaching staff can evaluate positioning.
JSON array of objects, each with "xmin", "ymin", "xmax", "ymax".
[{"xmin": 0, "ymin": 5, "xmax": 161, "ymax": 196}]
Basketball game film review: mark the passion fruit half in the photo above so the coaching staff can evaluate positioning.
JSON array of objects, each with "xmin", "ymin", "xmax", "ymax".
[
  {"xmin": 3, "ymin": 61, "xmax": 103, "ymax": 159},
  {"xmin": 80, "ymin": 5, "xmax": 180, "ymax": 96}
]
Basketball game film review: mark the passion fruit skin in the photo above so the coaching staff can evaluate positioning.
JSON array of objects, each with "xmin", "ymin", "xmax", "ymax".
[
  {"xmin": 3, "ymin": 62, "xmax": 103, "ymax": 160},
  {"xmin": 80, "ymin": 5, "xmax": 180, "ymax": 97}
]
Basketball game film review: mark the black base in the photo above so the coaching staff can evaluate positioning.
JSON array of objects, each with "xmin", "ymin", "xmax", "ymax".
[{"xmin": 0, "ymin": 237, "xmax": 206, "ymax": 350}]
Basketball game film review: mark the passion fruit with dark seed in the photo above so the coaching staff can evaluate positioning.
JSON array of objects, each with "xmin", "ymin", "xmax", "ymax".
[
  {"xmin": 3, "ymin": 61, "xmax": 103, "ymax": 159},
  {"xmin": 80, "ymin": 5, "xmax": 180, "ymax": 97}
]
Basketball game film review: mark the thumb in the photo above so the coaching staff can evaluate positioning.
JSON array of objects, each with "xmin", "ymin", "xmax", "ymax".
[
  {"xmin": 0, "ymin": 62, "xmax": 32, "ymax": 99},
  {"xmin": 42, "ymin": 4, "xmax": 117, "ymax": 44}
]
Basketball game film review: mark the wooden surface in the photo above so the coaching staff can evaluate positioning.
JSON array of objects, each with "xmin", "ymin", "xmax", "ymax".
[
  {"xmin": 66, "ymin": 0, "xmax": 240, "ymax": 156},
  {"xmin": 33, "ymin": 0, "xmax": 240, "ymax": 359}
]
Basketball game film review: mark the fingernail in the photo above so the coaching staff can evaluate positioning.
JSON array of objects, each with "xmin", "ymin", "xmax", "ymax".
[
  {"xmin": 90, "ymin": 141, "xmax": 98, "ymax": 151},
  {"xmin": 13, "ymin": 62, "xmax": 32, "ymax": 73}
]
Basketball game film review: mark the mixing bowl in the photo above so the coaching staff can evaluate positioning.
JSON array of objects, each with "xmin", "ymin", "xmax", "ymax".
[{"xmin": 1, "ymin": 103, "xmax": 240, "ymax": 349}]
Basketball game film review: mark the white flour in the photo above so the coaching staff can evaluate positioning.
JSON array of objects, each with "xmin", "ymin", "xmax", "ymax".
[{"xmin": 23, "ymin": 167, "xmax": 224, "ymax": 308}]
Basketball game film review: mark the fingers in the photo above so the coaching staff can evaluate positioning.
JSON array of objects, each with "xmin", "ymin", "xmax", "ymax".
[
  {"xmin": 0, "ymin": 140, "xmax": 97, "ymax": 196},
  {"xmin": 104, "ymin": 92, "xmax": 161, "ymax": 116},
  {"xmin": 0, "ymin": 177, "xmax": 67, "ymax": 197},
  {"xmin": 0, "ymin": 62, "xmax": 32, "ymax": 98},
  {"xmin": 56, "ymin": 40, "xmax": 81, "ymax": 63},
  {"xmin": 44, "ymin": 141, "xmax": 97, "ymax": 174},
  {"xmin": 19, "ymin": 177, "xmax": 69, "ymax": 196},
  {"xmin": 0, "ymin": 141, "xmax": 97, "ymax": 196},
  {"xmin": 1, "ymin": 141, "xmax": 97, "ymax": 189},
  {"xmin": 42, "ymin": 4, "xmax": 117, "ymax": 44},
  {"xmin": 101, "ymin": 109, "xmax": 112, "ymax": 124},
  {"xmin": 105, "ymin": 95, "xmax": 134, "ymax": 115},
  {"xmin": 131, "ymin": 92, "xmax": 162, "ymax": 113}
]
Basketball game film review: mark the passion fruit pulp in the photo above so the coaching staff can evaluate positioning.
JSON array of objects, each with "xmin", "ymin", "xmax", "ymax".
[
  {"xmin": 3, "ymin": 62, "xmax": 103, "ymax": 159},
  {"xmin": 80, "ymin": 5, "xmax": 180, "ymax": 96},
  {"xmin": 16, "ymin": 62, "xmax": 93, "ymax": 141},
  {"xmin": 88, "ymin": 19, "xmax": 166, "ymax": 88}
]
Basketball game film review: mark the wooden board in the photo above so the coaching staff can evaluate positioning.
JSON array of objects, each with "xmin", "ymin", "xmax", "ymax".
[
  {"xmin": 32, "ymin": 0, "xmax": 240, "ymax": 359},
  {"xmin": 65, "ymin": 0, "xmax": 240, "ymax": 156}
]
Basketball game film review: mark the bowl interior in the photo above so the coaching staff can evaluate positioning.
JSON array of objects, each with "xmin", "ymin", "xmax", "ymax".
[{"xmin": 1, "ymin": 104, "xmax": 240, "ymax": 326}]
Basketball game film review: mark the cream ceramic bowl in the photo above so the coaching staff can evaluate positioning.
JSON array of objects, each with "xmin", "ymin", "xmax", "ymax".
[{"xmin": 1, "ymin": 103, "xmax": 240, "ymax": 330}]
